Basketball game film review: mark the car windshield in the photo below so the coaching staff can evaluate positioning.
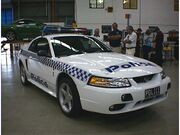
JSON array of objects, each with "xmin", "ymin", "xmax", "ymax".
[{"xmin": 50, "ymin": 36, "xmax": 112, "ymax": 57}]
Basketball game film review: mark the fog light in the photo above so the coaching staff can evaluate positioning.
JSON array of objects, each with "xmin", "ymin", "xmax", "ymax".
[
  {"xmin": 109, "ymin": 106, "xmax": 114, "ymax": 111},
  {"xmin": 109, "ymin": 104, "xmax": 126, "ymax": 111},
  {"xmin": 121, "ymin": 94, "xmax": 133, "ymax": 101}
]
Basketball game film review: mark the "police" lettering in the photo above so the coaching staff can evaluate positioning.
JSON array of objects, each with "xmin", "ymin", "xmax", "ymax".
[
  {"xmin": 105, "ymin": 62, "xmax": 156, "ymax": 72},
  {"xmin": 31, "ymin": 73, "xmax": 48, "ymax": 88}
]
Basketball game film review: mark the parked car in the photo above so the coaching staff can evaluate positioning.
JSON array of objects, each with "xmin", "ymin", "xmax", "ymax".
[
  {"xmin": 18, "ymin": 34, "xmax": 171, "ymax": 117},
  {"xmin": 42, "ymin": 25, "xmax": 89, "ymax": 35},
  {"xmin": 1, "ymin": 19, "xmax": 45, "ymax": 41}
]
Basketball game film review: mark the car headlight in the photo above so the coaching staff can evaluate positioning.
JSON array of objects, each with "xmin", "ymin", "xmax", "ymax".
[
  {"xmin": 88, "ymin": 76, "xmax": 131, "ymax": 88},
  {"xmin": 160, "ymin": 71, "xmax": 166, "ymax": 79}
]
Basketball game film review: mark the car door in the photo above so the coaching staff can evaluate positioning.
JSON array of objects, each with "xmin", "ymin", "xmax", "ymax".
[{"xmin": 28, "ymin": 38, "xmax": 54, "ymax": 92}]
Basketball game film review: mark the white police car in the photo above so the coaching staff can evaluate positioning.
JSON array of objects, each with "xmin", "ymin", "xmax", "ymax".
[{"xmin": 18, "ymin": 34, "xmax": 171, "ymax": 117}]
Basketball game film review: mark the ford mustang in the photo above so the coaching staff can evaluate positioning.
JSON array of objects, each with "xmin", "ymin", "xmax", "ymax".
[
  {"xmin": 2, "ymin": 19, "xmax": 44, "ymax": 41},
  {"xmin": 18, "ymin": 34, "xmax": 171, "ymax": 117}
]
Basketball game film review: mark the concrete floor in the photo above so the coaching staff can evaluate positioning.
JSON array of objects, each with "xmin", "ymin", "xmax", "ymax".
[{"xmin": 1, "ymin": 53, "xmax": 179, "ymax": 135}]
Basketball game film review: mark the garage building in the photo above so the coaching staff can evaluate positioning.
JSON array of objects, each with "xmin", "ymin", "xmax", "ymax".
[{"xmin": 1, "ymin": 0, "xmax": 179, "ymax": 135}]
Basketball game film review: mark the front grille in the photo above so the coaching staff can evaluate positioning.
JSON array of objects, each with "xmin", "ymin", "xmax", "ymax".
[{"xmin": 133, "ymin": 74, "xmax": 155, "ymax": 83}]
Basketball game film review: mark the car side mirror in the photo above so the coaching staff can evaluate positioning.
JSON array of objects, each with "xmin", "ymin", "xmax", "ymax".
[{"xmin": 37, "ymin": 50, "xmax": 48, "ymax": 57}]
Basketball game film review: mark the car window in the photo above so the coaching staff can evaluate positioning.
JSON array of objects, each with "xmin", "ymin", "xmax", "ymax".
[
  {"xmin": 17, "ymin": 21, "xmax": 25, "ymax": 25},
  {"xmin": 51, "ymin": 36, "xmax": 112, "ymax": 57},
  {"xmin": 16, "ymin": 20, "xmax": 36, "ymax": 25},
  {"xmin": 51, "ymin": 39, "xmax": 80, "ymax": 57},
  {"xmin": 25, "ymin": 20, "xmax": 36, "ymax": 25},
  {"xmin": 28, "ymin": 38, "xmax": 51, "ymax": 57},
  {"xmin": 80, "ymin": 38, "xmax": 99, "ymax": 50},
  {"xmin": 89, "ymin": 36, "xmax": 112, "ymax": 50}
]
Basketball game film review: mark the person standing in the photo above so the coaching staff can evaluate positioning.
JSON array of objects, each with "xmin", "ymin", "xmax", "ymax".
[
  {"xmin": 123, "ymin": 26, "xmax": 137, "ymax": 56},
  {"xmin": 108, "ymin": 23, "xmax": 122, "ymax": 53},
  {"xmin": 153, "ymin": 27, "xmax": 164, "ymax": 66},
  {"xmin": 134, "ymin": 28, "xmax": 143, "ymax": 57},
  {"xmin": 72, "ymin": 20, "xmax": 77, "ymax": 28},
  {"xmin": 143, "ymin": 29, "xmax": 153, "ymax": 60},
  {"xmin": 93, "ymin": 28, "xmax": 103, "ymax": 41}
]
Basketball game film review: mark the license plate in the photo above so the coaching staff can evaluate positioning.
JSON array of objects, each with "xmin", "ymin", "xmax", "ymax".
[{"xmin": 145, "ymin": 86, "xmax": 160, "ymax": 99}]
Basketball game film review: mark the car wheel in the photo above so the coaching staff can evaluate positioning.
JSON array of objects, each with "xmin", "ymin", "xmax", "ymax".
[
  {"xmin": 58, "ymin": 77, "xmax": 81, "ymax": 117},
  {"xmin": 6, "ymin": 31, "xmax": 16, "ymax": 41},
  {"xmin": 20, "ymin": 65, "xmax": 28, "ymax": 85}
]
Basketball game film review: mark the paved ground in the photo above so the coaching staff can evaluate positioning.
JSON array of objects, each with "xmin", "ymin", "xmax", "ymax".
[{"xmin": 1, "ymin": 53, "xmax": 179, "ymax": 135}]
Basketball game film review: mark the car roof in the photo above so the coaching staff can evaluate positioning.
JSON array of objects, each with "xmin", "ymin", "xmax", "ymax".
[
  {"xmin": 41, "ymin": 34, "xmax": 88, "ymax": 39},
  {"xmin": 14, "ymin": 18, "xmax": 35, "ymax": 23},
  {"xmin": 44, "ymin": 25, "xmax": 87, "ymax": 30},
  {"xmin": 17, "ymin": 18, "xmax": 34, "ymax": 21}
]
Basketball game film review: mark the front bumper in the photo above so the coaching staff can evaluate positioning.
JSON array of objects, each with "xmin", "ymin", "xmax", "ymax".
[{"xmin": 78, "ymin": 76, "xmax": 171, "ymax": 114}]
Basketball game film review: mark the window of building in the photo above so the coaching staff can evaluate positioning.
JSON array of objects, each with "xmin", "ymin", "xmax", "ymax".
[
  {"xmin": 89, "ymin": 0, "xmax": 104, "ymax": 9},
  {"xmin": 123, "ymin": 0, "xmax": 137, "ymax": 9},
  {"xmin": 174, "ymin": 0, "xmax": 179, "ymax": 11}
]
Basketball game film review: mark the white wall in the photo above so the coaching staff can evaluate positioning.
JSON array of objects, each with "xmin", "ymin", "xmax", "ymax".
[
  {"xmin": 75, "ymin": 0, "xmax": 178, "ymax": 34},
  {"xmin": 140, "ymin": 0, "xmax": 178, "ymax": 32}
]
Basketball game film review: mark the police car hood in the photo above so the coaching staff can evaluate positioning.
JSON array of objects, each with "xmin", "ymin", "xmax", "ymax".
[{"xmin": 58, "ymin": 52, "xmax": 162, "ymax": 78}]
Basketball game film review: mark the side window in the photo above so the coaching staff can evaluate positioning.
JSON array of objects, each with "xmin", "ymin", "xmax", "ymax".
[
  {"xmin": 25, "ymin": 20, "xmax": 36, "ymax": 25},
  {"xmin": 17, "ymin": 20, "xmax": 25, "ymax": 25},
  {"xmin": 28, "ymin": 40, "xmax": 37, "ymax": 53},
  {"xmin": 28, "ymin": 38, "xmax": 51, "ymax": 57}
]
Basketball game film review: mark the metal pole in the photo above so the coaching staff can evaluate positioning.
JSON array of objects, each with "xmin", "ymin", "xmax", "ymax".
[
  {"xmin": 74, "ymin": 0, "xmax": 77, "ymax": 22},
  {"xmin": 127, "ymin": 18, "xmax": 130, "ymax": 27},
  {"xmin": 10, "ymin": 43, "xmax": 13, "ymax": 58},
  {"xmin": 51, "ymin": 0, "xmax": 55, "ymax": 22},
  {"xmin": 139, "ymin": 0, "xmax": 141, "ymax": 28},
  {"xmin": 18, "ymin": 0, "xmax": 20, "ymax": 19},
  {"xmin": 46, "ymin": 0, "xmax": 48, "ymax": 17}
]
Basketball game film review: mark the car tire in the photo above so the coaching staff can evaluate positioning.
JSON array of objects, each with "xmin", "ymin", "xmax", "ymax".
[
  {"xmin": 6, "ymin": 30, "xmax": 16, "ymax": 41},
  {"xmin": 20, "ymin": 65, "xmax": 29, "ymax": 86},
  {"xmin": 58, "ymin": 77, "xmax": 82, "ymax": 117}
]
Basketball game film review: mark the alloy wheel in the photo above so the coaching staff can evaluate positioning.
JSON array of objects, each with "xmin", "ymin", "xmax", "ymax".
[
  {"xmin": 59, "ymin": 83, "xmax": 73, "ymax": 113},
  {"xmin": 6, "ymin": 31, "xmax": 15, "ymax": 41}
]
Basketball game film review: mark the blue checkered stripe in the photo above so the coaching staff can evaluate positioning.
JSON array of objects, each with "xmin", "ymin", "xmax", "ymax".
[
  {"xmin": 39, "ymin": 57, "xmax": 92, "ymax": 82},
  {"xmin": 21, "ymin": 50, "xmax": 92, "ymax": 82}
]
